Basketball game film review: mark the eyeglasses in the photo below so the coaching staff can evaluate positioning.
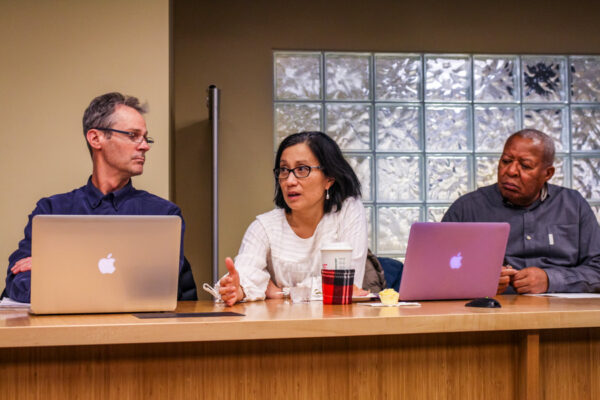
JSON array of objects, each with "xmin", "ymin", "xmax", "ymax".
[
  {"xmin": 92, "ymin": 127, "xmax": 154, "ymax": 146},
  {"xmin": 273, "ymin": 165, "xmax": 322, "ymax": 179}
]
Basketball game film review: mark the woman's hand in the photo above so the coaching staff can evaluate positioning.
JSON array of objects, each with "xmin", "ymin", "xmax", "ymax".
[
  {"xmin": 353, "ymin": 285, "xmax": 369, "ymax": 297},
  {"xmin": 218, "ymin": 257, "xmax": 244, "ymax": 306},
  {"xmin": 265, "ymin": 279, "xmax": 284, "ymax": 299}
]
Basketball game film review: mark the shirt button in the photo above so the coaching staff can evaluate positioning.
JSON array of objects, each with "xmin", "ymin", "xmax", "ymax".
[{"xmin": 526, "ymin": 235, "xmax": 532, "ymax": 240}]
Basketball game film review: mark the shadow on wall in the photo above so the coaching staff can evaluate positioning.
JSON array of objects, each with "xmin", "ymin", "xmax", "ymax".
[{"xmin": 175, "ymin": 119, "xmax": 213, "ymax": 300}]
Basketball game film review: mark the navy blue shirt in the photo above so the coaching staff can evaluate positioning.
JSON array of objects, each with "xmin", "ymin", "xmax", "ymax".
[
  {"xmin": 5, "ymin": 178, "xmax": 197, "ymax": 302},
  {"xmin": 443, "ymin": 183, "xmax": 600, "ymax": 293}
]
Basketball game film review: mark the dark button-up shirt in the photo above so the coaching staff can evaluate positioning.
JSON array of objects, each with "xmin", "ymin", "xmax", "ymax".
[
  {"xmin": 442, "ymin": 183, "xmax": 600, "ymax": 293},
  {"xmin": 5, "ymin": 178, "xmax": 197, "ymax": 302}
]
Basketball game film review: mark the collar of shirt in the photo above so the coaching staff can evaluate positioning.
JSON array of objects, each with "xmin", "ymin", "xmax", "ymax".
[
  {"xmin": 83, "ymin": 177, "xmax": 135, "ymax": 211},
  {"xmin": 497, "ymin": 183, "xmax": 552, "ymax": 211}
]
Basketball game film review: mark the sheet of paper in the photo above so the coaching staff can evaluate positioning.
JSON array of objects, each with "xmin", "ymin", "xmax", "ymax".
[
  {"xmin": 0, "ymin": 297, "xmax": 30, "ymax": 308},
  {"xmin": 525, "ymin": 293, "xmax": 600, "ymax": 299},
  {"xmin": 360, "ymin": 301, "xmax": 421, "ymax": 307}
]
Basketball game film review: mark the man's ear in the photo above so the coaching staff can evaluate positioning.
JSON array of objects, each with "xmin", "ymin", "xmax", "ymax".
[
  {"xmin": 544, "ymin": 165, "xmax": 555, "ymax": 183},
  {"xmin": 86, "ymin": 129, "xmax": 102, "ymax": 151}
]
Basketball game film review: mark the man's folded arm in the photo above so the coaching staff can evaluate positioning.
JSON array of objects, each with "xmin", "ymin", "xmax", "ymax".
[
  {"xmin": 6, "ymin": 250, "xmax": 33, "ymax": 303},
  {"xmin": 4, "ymin": 201, "xmax": 51, "ymax": 303},
  {"xmin": 545, "ymin": 204, "xmax": 600, "ymax": 293},
  {"xmin": 5, "ymin": 270, "xmax": 31, "ymax": 303},
  {"xmin": 544, "ymin": 258, "xmax": 600, "ymax": 293}
]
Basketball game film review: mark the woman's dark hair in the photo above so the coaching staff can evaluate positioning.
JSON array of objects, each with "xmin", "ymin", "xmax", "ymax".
[{"xmin": 274, "ymin": 131, "xmax": 361, "ymax": 214}]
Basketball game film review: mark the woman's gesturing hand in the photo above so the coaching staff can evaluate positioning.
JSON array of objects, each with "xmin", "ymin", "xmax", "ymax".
[{"xmin": 219, "ymin": 257, "xmax": 244, "ymax": 306}]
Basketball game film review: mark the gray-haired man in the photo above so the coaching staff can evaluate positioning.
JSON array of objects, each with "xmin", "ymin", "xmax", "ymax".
[{"xmin": 4, "ymin": 92, "xmax": 197, "ymax": 302}]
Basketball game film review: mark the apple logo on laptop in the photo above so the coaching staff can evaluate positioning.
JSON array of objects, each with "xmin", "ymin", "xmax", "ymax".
[
  {"xmin": 449, "ymin": 252, "xmax": 462, "ymax": 269},
  {"xmin": 98, "ymin": 253, "xmax": 116, "ymax": 274}
]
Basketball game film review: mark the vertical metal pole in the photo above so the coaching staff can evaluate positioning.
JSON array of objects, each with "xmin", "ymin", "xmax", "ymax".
[{"xmin": 207, "ymin": 85, "xmax": 220, "ymax": 284}]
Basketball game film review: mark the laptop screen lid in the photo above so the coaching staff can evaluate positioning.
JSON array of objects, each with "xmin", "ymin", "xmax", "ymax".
[
  {"xmin": 30, "ymin": 215, "xmax": 181, "ymax": 314},
  {"xmin": 398, "ymin": 222, "xmax": 510, "ymax": 301}
]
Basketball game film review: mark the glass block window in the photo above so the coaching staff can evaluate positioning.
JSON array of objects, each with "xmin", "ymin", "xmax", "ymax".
[{"xmin": 273, "ymin": 52, "xmax": 600, "ymax": 258}]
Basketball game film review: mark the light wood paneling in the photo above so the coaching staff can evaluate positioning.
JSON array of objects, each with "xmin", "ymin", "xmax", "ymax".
[
  {"xmin": 4, "ymin": 330, "xmax": 599, "ymax": 399},
  {"xmin": 0, "ymin": 332, "xmax": 520, "ymax": 400},
  {"xmin": 2, "ymin": 297, "xmax": 600, "ymax": 399},
  {"xmin": 519, "ymin": 331, "xmax": 540, "ymax": 400},
  {"xmin": 540, "ymin": 328, "xmax": 600, "ymax": 400}
]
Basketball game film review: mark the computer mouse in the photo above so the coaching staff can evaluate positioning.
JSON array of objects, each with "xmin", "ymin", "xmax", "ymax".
[{"xmin": 465, "ymin": 297, "xmax": 501, "ymax": 308}]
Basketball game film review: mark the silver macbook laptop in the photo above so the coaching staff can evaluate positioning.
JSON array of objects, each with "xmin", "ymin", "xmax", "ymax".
[
  {"xmin": 398, "ymin": 222, "xmax": 510, "ymax": 301},
  {"xmin": 30, "ymin": 215, "xmax": 181, "ymax": 314}
]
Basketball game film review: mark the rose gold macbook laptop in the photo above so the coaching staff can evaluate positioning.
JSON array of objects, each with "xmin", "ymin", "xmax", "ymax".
[
  {"xmin": 398, "ymin": 222, "xmax": 510, "ymax": 301},
  {"xmin": 30, "ymin": 215, "xmax": 181, "ymax": 314}
]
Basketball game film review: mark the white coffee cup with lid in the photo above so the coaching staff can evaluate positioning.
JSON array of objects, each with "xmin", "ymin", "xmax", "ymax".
[{"xmin": 320, "ymin": 242, "xmax": 353, "ymax": 270}]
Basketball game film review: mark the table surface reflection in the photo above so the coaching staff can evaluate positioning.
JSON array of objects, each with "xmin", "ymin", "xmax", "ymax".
[{"xmin": 2, "ymin": 295, "xmax": 600, "ymax": 348}]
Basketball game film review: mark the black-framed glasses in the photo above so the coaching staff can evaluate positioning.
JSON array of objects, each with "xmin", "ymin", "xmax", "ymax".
[
  {"xmin": 92, "ymin": 127, "xmax": 154, "ymax": 146},
  {"xmin": 273, "ymin": 165, "xmax": 322, "ymax": 179}
]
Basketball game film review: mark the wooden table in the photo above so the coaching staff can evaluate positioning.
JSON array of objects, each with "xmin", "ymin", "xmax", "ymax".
[{"xmin": 1, "ymin": 295, "xmax": 599, "ymax": 399}]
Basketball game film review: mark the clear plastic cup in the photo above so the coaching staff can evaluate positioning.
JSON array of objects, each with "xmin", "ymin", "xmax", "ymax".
[
  {"xmin": 287, "ymin": 269, "xmax": 313, "ymax": 303},
  {"xmin": 289, "ymin": 285, "xmax": 311, "ymax": 303}
]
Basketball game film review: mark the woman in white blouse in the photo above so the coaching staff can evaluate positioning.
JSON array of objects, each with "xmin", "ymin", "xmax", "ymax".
[{"xmin": 218, "ymin": 131, "xmax": 368, "ymax": 306}]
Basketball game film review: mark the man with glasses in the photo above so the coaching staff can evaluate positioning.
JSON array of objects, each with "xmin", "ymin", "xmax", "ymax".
[{"xmin": 3, "ymin": 92, "xmax": 197, "ymax": 303}]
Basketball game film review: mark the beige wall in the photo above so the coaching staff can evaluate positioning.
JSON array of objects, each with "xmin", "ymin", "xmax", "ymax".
[
  {"xmin": 173, "ymin": 0, "xmax": 600, "ymax": 296},
  {"xmin": 0, "ymin": 1, "xmax": 170, "ymax": 293}
]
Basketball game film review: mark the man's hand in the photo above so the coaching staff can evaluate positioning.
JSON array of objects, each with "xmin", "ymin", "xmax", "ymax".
[
  {"xmin": 218, "ymin": 257, "xmax": 244, "ymax": 306},
  {"xmin": 10, "ymin": 257, "xmax": 32, "ymax": 275},
  {"xmin": 497, "ymin": 265, "xmax": 518, "ymax": 294},
  {"xmin": 511, "ymin": 266, "xmax": 548, "ymax": 294}
]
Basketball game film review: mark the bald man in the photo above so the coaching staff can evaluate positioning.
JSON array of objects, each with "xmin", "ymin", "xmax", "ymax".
[{"xmin": 443, "ymin": 129, "xmax": 600, "ymax": 294}]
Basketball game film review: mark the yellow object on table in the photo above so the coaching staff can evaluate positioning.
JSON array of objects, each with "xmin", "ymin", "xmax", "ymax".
[{"xmin": 379, "ymin": 288, "xmax": 399, "ymax": 305}]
